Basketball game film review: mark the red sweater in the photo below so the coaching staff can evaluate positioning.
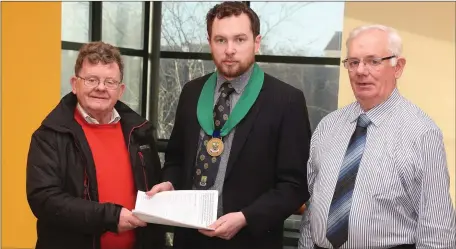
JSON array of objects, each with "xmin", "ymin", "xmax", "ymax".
[{"xmin": 75, "ymin": 111, "xmax": 136, "ymax": 249}]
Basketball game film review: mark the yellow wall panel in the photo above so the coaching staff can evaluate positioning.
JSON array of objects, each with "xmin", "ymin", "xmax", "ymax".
[
  {"xmin": 340, "ymin": 2, "xmax": 456, "ymax": 206},
  {"xmin": 1, "ymin": 2, "xmax": 61, "ymax": 248}
]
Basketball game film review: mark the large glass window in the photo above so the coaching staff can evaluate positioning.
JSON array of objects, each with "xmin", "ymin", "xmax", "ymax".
[
  {"xmin": 158, "ymin": 59, "xmax": 215, "ymax": 139},
  {"xmin": 61, "ymin": 2, "xmax": 90, "ymax": 43},
  {"xmin": 161, "ymin": 2, "xmax": 220, "ymax": 53},
  {"xmin": 121, "ymin": 56, "xmax": 143, "ymax": 114},
  {"xmin": 102, "ymin": 2, "xmax": 145, "ymax": 49},
  {"xmin": 258, "ymin": 62, "xmax": 340, "ymax": 131},
  {"xmin": 251, "ymin": 2, "xmax": 344, "ymax": 57}
]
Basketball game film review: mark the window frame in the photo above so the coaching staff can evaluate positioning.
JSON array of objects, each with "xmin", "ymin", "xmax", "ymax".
[
  {"xmin": 61, "ymin": 1, "xmax": 342, "ymax": 139},
  {"xmin": 153, "ymin": 1, "xmax": 341, "ymax": 148}
]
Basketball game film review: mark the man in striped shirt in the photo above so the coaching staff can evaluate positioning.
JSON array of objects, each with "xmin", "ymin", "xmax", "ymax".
[{"xmin": 299, "ymin": 24, "xmax": 456, "ymax": 249}]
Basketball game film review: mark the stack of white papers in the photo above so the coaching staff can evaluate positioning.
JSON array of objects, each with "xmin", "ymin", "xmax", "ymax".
[{"xmin": 133, "ymin": 190, "xmax": 218, "ymax": 230}]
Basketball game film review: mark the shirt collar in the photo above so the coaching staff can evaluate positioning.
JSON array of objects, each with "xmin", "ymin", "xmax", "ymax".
[
  {"xmin": 216, "ymin": 64, "xmax": 254, "ymax": 94},
  {"xmin": 76, "ymin": 103, "xmax": 121, "ymax": 124},
  {"xmin": 349, "ymin": 87, "xmax": 402, "ymax": 127}
]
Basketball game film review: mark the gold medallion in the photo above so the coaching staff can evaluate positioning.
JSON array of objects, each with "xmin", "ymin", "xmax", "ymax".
[{"xmin": 206, "ymin": 137, "xmax": 224, "ymax": 157}]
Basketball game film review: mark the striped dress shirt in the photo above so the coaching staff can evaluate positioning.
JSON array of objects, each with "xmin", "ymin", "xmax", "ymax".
[{"xmin": 299, "ymin": 88, "xmax": 456, "ymax": 249}]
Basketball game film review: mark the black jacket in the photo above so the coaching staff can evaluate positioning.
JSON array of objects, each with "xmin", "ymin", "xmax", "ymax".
[
  {"xmin": 163, "ymin": 72, "xmax": 311, "ymax": 249},
  {"xmin": 26, "ymin": 93, "xmax": 165, "ymax": 249}
]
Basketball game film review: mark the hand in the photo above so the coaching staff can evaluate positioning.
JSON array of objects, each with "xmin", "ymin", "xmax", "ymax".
[
  {"xmin": 117, "ymin": 208, "xmax": 147, "ymax": 233},
  {"xmin": 198, "ymin": 212, "xmax": 247, "ymax": 240},
  {"xmin": 146, "ymin": 181, "xmax": 174, "ymax": 196}
]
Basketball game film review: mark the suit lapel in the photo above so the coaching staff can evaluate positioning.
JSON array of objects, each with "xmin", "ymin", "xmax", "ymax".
[
  {"xmin": 185, "ymin": 116, "xmax": 200, "ymax": 168},
  {"xmin": 224, "ymin": 83, "xmax": 267, "ymax": 179},
  {"xmin": 184, "ymin": 82, "xmax": 206, "ymax": 188},
  {"xmin": 184, "ymin": 118, "xmax": 200, "ymax": 189}
]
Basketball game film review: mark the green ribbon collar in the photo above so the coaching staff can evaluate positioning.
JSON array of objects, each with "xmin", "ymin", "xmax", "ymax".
[{"xmin": 197, "ymin": 63, "xmax": 264, "ymax": 137}]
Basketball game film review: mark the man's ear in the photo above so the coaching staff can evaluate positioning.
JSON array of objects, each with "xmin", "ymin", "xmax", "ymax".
[
  {"xmin": 254, "ymin": 35, "xmax": 262, "ymax": 54},
  {"xmin": 118, "ymin": 83, "xmax": 126, "ymax": 99},
  {"xmin": 394, "ymin": 57, "xmax": 406, "ymax": 79},
  {"xmin": 70, "ymin": 76, "xmax": 78, "ymax": 94}
]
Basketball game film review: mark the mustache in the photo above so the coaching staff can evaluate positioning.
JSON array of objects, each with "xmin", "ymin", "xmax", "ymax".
[{"xmin": 222, "ymin": 58, "xmax": 238, "ymax": 62}]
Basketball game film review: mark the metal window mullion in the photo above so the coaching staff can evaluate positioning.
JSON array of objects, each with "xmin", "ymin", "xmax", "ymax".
[
  {"xmin": 148, "ymin": 1, "xmax": 162, "ymax": 137},
  {"xmin": 61, "ymin": 41, "xmax": 84, "ymax": 51},
  {"xmin": 140, "ymin": 1, "xmax": 151, "ymax": 117},
  {"xmin": 160, "ymin": 51, "xmax": 340, "ymax": 66},
  {"xmin": 89, "ymin": 2, "xmax": 102, "ymax": 41}
]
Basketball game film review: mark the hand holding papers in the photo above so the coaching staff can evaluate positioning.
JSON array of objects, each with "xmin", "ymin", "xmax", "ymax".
[{"xmin": 133, "ymin": 190, "xmax": 218, "ymax": 230}]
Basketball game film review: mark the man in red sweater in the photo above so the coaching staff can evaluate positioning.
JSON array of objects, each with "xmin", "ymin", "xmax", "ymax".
[{"xmin": 26, "ymin": 42, "xmax": 165, "ymax": 249}]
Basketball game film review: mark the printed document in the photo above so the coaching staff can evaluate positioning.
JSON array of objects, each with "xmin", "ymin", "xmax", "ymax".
[{"xmin": 133, "ymin": 190, "xmax": 218, "ymax": 230}]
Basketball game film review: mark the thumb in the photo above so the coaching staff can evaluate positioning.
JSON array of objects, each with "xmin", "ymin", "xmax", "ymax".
[
  {"xmin": 146, "ymin": 182, "xmax": 174, "ymax": 196},
  {"xmin": 208, "ymin": 218, "xmax": 225, "ymax": 229},
  {"xmin": 146, "ymin": 183, "xmax": 166, "ymax": 196}
]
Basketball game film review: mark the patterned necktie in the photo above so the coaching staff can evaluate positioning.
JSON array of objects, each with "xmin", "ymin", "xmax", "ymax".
[
  {"xmin": 193, "ymin": 82, "xmax": 235, "ymax": 190},
  {"xmin": 326, "ymin": 114, "xmax": 371, "ymax": 248}
]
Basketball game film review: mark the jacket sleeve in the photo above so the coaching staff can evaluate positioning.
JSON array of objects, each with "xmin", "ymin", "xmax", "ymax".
[
  {"xmin": 161, "ymin": 83, "xmax": 189, "ymax": 189},
  {"xmin": 26, "ymin": 129, "xmax": 122, "ymax": 234},
  {"xmin": 241, "ymin": 89, "xmax": 311, "ymax": 236}
]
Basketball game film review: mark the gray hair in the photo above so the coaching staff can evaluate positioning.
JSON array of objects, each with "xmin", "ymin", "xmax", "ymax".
[{"xmin": 346, "ymin": 24, "xmax": 403, "ymax": 57}]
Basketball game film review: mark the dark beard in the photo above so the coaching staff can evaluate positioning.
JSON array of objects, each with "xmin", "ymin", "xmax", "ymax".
[{"xmin": 213, "ymin": 56, "xmax": 255, "ymax": 79}]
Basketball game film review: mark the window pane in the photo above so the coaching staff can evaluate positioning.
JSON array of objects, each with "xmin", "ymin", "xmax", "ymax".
[
  {"xmin": 161, "ymin": 2, "xmax": 220, "ymax": 52},
  {"xmin": 258, "ymin": 62, "xmax": 340, "ymax": 131},
  {"xmin": 61, "ymin": 2, "xmax": 90, "ymax": 42},
  {"xmin": 158, "ymin": 59, "xmax": 216, "ymax": 139},
  {"xmin": 251, "ymin": 2, "xmax": 345, "ymax": 57},
  {"xmin": 61, "ymin": 50, "xmax": 78, "ymax": 97},
  {"xmin": 102, "ymin": 2, "xmax": 145, "ymax": 49},
  {"xmin": 121, "ymin": 56, "xmax": 143, "ymax": 114}
]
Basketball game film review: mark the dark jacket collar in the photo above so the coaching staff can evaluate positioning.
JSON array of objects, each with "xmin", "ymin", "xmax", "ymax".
[{"xmin": 41, "ymin": 92, "xmax": 150, "ymax": 133}]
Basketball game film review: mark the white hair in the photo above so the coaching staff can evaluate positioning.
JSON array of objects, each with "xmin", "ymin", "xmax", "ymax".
[{"xmin": 346, "ymin": 24, "xmax": 403, "ymax": 58}]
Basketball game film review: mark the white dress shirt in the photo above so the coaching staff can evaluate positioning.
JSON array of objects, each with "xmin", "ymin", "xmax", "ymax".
[{"xmin": 77, "ymin": 103, "xmax": 121, "ymax": 124}]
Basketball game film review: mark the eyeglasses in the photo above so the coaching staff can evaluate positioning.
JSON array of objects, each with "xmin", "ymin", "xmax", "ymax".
[
  {"xmin": 76, "ymin": 76, "xmax": 122, "ymax": 90},
  {"xmin": 342, "ymin": 55, "xmax": 396, "ymax": 72}
]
